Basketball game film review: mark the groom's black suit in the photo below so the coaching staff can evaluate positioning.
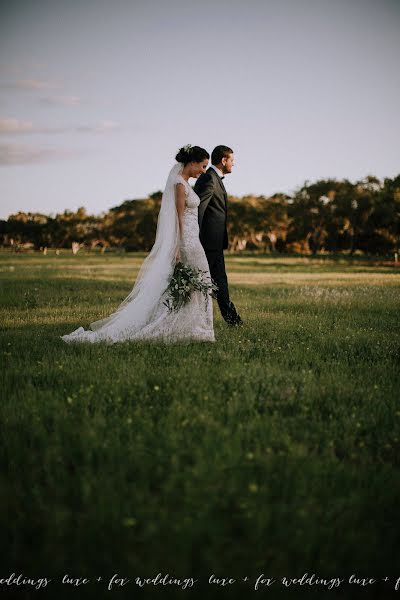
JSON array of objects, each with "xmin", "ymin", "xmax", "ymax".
[{"xmin": 194, "ymin": 166, "xmax": 242, "ymax": 326}]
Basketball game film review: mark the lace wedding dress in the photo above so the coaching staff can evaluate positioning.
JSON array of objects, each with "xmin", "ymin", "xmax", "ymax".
[{"xmin": 60, "ymin": 163, "xmax": 215, "ymax": 345}]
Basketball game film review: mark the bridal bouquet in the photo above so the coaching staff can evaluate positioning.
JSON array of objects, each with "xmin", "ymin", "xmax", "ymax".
[{"xmin": 163, "ymin": 261, "xmax": 218, "ymax": 312}]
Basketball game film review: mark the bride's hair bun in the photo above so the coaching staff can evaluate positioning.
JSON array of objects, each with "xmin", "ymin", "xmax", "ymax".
[{"xmin": 175, "ymin": 144, "xmax": 210, "ymax": 165}]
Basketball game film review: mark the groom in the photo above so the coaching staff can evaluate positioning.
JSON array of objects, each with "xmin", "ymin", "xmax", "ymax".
[{"xmin": 194, "ymin": 145, "xmax": 243, "ymax": 327}]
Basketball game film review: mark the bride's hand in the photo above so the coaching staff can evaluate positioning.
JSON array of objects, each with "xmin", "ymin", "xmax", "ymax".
[{"xmin": 175, "ymin": 249, "xmax": 181, "ymax": 263}]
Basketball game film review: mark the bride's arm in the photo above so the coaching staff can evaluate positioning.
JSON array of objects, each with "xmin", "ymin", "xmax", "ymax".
[{"xmin": 174, "ymin": 183, "xmax": 186, "ymax": 260}]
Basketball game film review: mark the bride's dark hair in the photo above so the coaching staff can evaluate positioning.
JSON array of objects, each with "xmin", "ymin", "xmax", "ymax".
[{"xmin": 175, "ymin": 145, "xmax": 209, "ymax": 165}]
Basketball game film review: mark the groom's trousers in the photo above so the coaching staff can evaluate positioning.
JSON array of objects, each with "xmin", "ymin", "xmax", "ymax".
[{"xmin": 205, "ymin": 249, "xmax": 242, "ymax": 325}]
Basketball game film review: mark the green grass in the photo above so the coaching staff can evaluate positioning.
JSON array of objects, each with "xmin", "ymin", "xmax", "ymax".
[{"xmin": 1, "ymin": 251, "xmax": 399, "ymax": 599}]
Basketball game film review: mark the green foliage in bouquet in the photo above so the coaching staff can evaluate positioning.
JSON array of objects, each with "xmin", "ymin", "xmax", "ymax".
[{"xmin": 163, "ymin": 261, "xmax": 218, "ymax": 312}]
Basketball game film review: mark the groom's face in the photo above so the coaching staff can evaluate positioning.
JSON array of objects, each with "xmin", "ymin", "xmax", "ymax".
[{"xmin": 222, "ymin": 153, "xmax": 234, "ymax": 174}]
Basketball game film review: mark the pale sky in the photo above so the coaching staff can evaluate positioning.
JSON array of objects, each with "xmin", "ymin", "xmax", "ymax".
[{"xmin": 0, "ymin": 0, "xmax": 399, "ymax": 219}]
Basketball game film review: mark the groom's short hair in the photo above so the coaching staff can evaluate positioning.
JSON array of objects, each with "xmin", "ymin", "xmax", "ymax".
[{"xmin": 211, "ymin": 145, "xmax": 233, "ymax": 165}]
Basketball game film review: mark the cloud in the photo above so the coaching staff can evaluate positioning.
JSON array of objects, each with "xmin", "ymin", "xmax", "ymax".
[
  {"xmin": 40, "ymin": 94, "xmax": 81, "ymax": 106},
  {"xmin": 0, "ymin": 142, "xmax": 83, "ymax": 165},
  {"xmin": 0, "ymin": 118, "xmax": 67, "ymax": 135},
  {"xmin": 0, "ymin": 79, "xmax": 61, "ymax": 91},
  {"xmin": 28, "ymin": 62, "xmax": 47, "ymax": 71},
  {"xmin": 0, "ymin": 62, "xmax": 47, "ymax": 76},
  {"xmin": 0, "ymin": 118, "xmax": 35, "ymax": 133},
  {"xmin": 0, "ymin": 76, "xmax": 109, "ymax": 109},
  {"xmin": 75, "ymin": 120, "xmax": 120, "ymax": 133},
  {"xmin": 0, "ymin": 117, "xmax": 121, "ymax": 135},
  {"xmin": 0, "ymin": 66, "xmax": 24, "ymax": 77}
]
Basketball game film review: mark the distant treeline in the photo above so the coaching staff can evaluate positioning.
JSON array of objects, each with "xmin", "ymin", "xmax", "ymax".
[{"xmin": 1, "ymin": 174, "xmax": 399, "ymax": 255}]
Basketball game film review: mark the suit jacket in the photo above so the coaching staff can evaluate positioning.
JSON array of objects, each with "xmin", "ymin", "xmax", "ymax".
[{"xmin": 194, "ymin": 167, "xmax": 228, "ymax": 251}]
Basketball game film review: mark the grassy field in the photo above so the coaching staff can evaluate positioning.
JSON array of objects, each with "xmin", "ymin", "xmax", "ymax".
[{"xmin": 1, "ymin": 251, "xmax": 399, "ymax": 599}]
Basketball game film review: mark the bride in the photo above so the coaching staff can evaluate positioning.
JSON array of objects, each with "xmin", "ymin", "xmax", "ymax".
[{"xmin": 60, "ymin": 145, "xmax": 216, "ymax": 344}]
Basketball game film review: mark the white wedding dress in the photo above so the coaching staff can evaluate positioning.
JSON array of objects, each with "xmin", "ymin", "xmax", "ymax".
[{"xmin": 60, "ymin": 163, "xmax": 215, "ymax": 345}]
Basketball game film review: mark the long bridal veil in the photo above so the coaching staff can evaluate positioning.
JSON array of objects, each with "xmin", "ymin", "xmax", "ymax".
[{"xmin": 61, "ymin": 162, "xmax": 183, "ymax": 341}]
